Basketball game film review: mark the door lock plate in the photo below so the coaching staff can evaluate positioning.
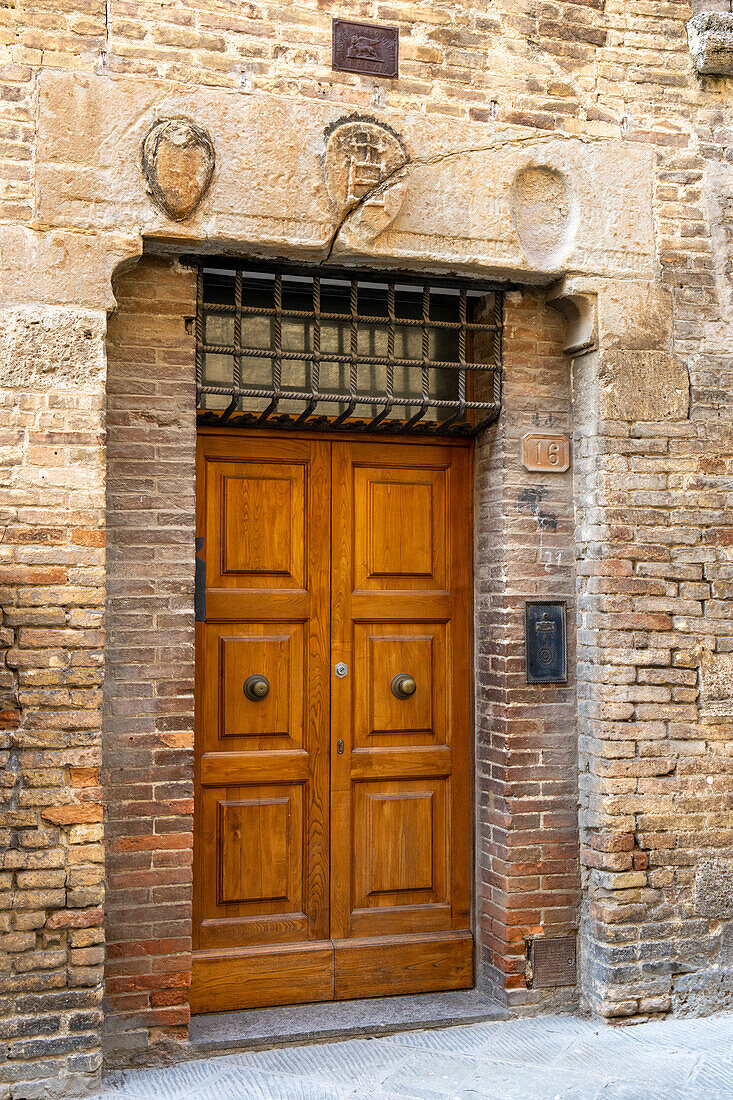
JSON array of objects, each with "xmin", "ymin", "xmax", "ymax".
[{"xmin": 334, "ymin": 662, "xmax": 348, "ymax": 678}]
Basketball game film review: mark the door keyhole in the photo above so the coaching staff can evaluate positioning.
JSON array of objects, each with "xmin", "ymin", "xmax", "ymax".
[{"xmin": 336, "ymin": 739, "xmax": 345, "ymax": 754}]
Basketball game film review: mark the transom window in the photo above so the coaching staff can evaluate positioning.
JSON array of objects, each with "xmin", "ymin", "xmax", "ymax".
[{"xmin": 193, "ymin": 260, "xmax": 503, "ymax": 436}]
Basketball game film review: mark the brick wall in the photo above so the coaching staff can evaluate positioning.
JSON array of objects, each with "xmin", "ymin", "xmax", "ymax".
[
  {"xmin": 475, "ymin": 289, "xmax": 579, "ymax": 1008},
  {"xmin": 569, "ymin": 6, "xmax": 733, "ymax": 1017},
  {"xmin": 0, "ymin": 309, "xmax": 108, "ymax": 1097},
  {"xmin": 103, "ymin": 256, "xmax": 197, "ymax": 1064},
  {"xmin": 1, "ymin": 0, "xmax": 733, "ymax": 1090},
  {"xmin": 575, "ymin": 307, "xmax": 733, "ymax": 1016}
]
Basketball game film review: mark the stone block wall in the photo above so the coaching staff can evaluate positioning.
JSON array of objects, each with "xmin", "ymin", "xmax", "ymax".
[{"xmin": 104, "ymin": 257, "xmax": 197, "ymax": 1065}]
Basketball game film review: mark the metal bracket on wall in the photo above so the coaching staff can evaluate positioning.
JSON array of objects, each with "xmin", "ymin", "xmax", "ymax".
[{"xmin": 195, "ymin": 536, "xmax": 206, "ymax": 622}]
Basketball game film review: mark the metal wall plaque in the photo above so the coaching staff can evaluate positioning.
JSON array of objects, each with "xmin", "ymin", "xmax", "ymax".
[
  {"xmin": 525, "ymin": 601, "xmax": 567, "ymax": 683},
  {"xmin": 332, "ymin": 19, "xmax": 399, "ymax": 78},
  {"xmin": 522, "ymin": 431, "xmax": 570, "ymax": 473},
  {"xmin": 530, "ymin": 936, "xmax": 576, "ymax": 988}
]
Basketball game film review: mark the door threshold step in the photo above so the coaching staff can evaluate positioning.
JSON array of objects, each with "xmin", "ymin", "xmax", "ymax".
[{"xmin": 189, "ymin": 989, "xmax": 506, "ymax": 1055}]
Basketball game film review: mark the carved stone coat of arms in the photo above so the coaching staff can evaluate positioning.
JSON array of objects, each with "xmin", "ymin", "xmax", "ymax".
[{"xmin": 323, "ymin": 116, "xmax": 409, "ymax": 246}]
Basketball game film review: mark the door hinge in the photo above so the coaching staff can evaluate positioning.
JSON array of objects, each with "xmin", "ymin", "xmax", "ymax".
[{"xmin": 195, "ymin": 536, "xmax": 206, "ymax": 622}]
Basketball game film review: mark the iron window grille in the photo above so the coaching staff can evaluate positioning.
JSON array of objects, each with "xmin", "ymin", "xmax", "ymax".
[{"xmin": 191, "ymin": 259, "xmax": 504, "ymax": 437}]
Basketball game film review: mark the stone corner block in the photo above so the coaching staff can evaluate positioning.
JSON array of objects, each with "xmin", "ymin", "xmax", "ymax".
[
  {"xmin": 694, "ymin": 858, "xmax": 733, "ymax": 918},
  {"xmin": 688, "ymin": 12, "xmax": 733, "ymax": 76},
  {"xmin": 597, "ymin": 350, "xmax": 689, "ymax": 422},
  {"xmin": 700, "ymin": 651, "xmax": 733, "ymax": 717},
  {"xmin": 0, "ymin": 225, "xmax": 142, "ymax": 311},
  {"xmin": 0, "ymin": 307, "xmax": 107, "ymax": 389},
  {"xmin": 597, "ymin": 283, "xmax": 674, "ymax": 352}
]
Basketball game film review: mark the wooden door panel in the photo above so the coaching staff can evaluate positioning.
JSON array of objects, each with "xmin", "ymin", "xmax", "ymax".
[
  {"xmin": 334, "ymin": 931, "xmax": 473, "ymax": 1000},
  {"xmin": 191, "ymin": 942, "xmax": 334, "ymax": 1014},
  {"xmin": 218, "ymin": 795, "xmax": 292, "ymax": 905},
  {"xmin": 200, "ymin": 783, "xmax": 304, "ymax": 918},
  {"xmin": 204, "ymin": 624, "xmax": 305, "ymax": 748},
  {"xmin": 353, "ymin": 779, "xmax": 448, "ymax": 905},
  {"xmin": 193, "ymin": 434, "xmax": 331, "ymax": 1008},
  {"xmin": 331, "ymin": 440, "xmax": 473, "ymax": 994},
  {"xmin": 354, "ymin": 623, "xmax": 448, "ymax": 747},
  {"xmin": 208, "ymin": 460, "xmax": 306, "ymax": 589},
  {"xmin": 354, "ymin": 461, "xmax": 448, "ymax": 591},
  {"xmin": 197, "ymin": 777, "xmax": 313, "ymax": 954}
]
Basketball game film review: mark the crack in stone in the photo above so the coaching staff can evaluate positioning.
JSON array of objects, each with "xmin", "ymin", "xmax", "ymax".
[{"xmin": 322, "ymin": 128, "xmax": 611, "ymax": 262}]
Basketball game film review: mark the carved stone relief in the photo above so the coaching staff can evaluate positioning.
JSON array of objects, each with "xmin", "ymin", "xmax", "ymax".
[
  {"xmin": 141, "ymin": 117, "xmax": 215, "ymax": 221},
  {"xmin": 323, "ymin": 116, "xmax": 409, "ymax": 245},
  {"xmin": 509, "ymin": 165, "xmax": 578, "ymax": 269},
  {"xmin": 36, "ymin": 72, "xmax": 656, "ymax": 282}
]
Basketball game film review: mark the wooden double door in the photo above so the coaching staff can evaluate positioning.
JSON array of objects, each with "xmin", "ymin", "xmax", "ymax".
[{"xmin": 192, "ymin": 430, "xmax": 473, "ymax": 1013}]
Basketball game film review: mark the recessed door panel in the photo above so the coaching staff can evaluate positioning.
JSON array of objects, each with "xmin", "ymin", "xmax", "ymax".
[
  {"xmin": 218, "ymin": 795, "xmax": 292, "ymax": 905},
  {"xmin": 208, "ymin": 625, "xmax": 303, "ymax": 746},
  {"xmin": 207, "ymin": 457, "xmax": 307, "ymax": 589},
  {"xmin": 206, "ymin": 785, "xmax": 303, "ymax": 912},
  {"xmin": 354, "ymin": 624, "xmax": 447, "ymax": 747},
  {"xmin": 354, "ymin": 463, "xmax": 448, "ymax": 591}
]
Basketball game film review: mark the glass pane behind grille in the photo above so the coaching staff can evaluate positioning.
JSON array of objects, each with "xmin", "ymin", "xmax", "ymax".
[{"xmin": 196, "ymin": 263, "xmax": 502, "ymax": 436}]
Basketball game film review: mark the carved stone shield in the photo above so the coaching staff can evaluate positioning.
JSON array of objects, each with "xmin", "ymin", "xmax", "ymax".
[
  {"xmin": 323, "ymin": 116, "xmax": 408, "ymax": 245},
  {"xmin": 141, "ymin": 118, "xmax": 215, "ymax": 221}
]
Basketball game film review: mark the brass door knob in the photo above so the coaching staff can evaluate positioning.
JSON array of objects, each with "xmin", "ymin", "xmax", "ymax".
[
  {"xmin": 243, "ymin": 675, "xmax": 270, "ymax": 701},
  {"xmin": 391, "ymin": 674, "xmax": 417, "ymax": 699}
]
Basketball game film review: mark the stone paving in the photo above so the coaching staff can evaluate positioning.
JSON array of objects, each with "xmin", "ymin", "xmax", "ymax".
[{"xmin": 92, "ymin": 1012, "xmax": 733, "ymax": 1099}]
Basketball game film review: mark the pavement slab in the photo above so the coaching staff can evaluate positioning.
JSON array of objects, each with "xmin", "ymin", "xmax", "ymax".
[{"xmin": 89, "ymin": 1010, "xmax": 733, "ymax": 1100}]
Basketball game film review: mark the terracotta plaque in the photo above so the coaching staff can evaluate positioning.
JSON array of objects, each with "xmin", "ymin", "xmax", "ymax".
[
  {"xmin": 332, "ymin": 19, "xmax": 399, "ymax": 78},
  {"xmin": 521, "ymin": 431, "xmax": 570, "ymax": 473}
]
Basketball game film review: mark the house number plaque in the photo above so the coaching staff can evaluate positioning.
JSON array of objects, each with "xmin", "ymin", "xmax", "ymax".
[
  {"xmin": 522, "ymin": 432, "xmax": 570, "ymax": 473},
  {"xmin": 526, "ymin": 601, "xmax": 567, "ymax": 684}
]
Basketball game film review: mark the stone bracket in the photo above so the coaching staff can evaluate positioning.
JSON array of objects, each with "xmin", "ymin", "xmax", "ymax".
[{"xmin": 546, "ymin": 277, "xmax": 598, "ymax": 356}]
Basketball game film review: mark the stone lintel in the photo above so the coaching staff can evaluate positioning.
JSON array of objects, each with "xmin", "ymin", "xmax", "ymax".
[{"xmin": 33, "ymin": 69, "xmax": 656, "ymax": 285}]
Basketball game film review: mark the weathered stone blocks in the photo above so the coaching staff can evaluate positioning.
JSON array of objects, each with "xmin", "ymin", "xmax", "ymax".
[
  {"xmin": 699, "ymin": 651, "xmax": 733, "ymax": 717},
  {"xmin": 0, "ymin": 308, "xmax": 106, "ymax": 388},
  {"xmin": 695, "ymin": 860, "xmax": 733, "ymax": 919},
  {"xmin": 34, "ymin": 71, "xmax": 656, "ymax": 281},
  {"xmin": 597, "ymin": 351, "xmax": 690, "ymax": 422},
  {"xmin": 688, "ymin": 12, "xmax": 733, "ymax": 75}
]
